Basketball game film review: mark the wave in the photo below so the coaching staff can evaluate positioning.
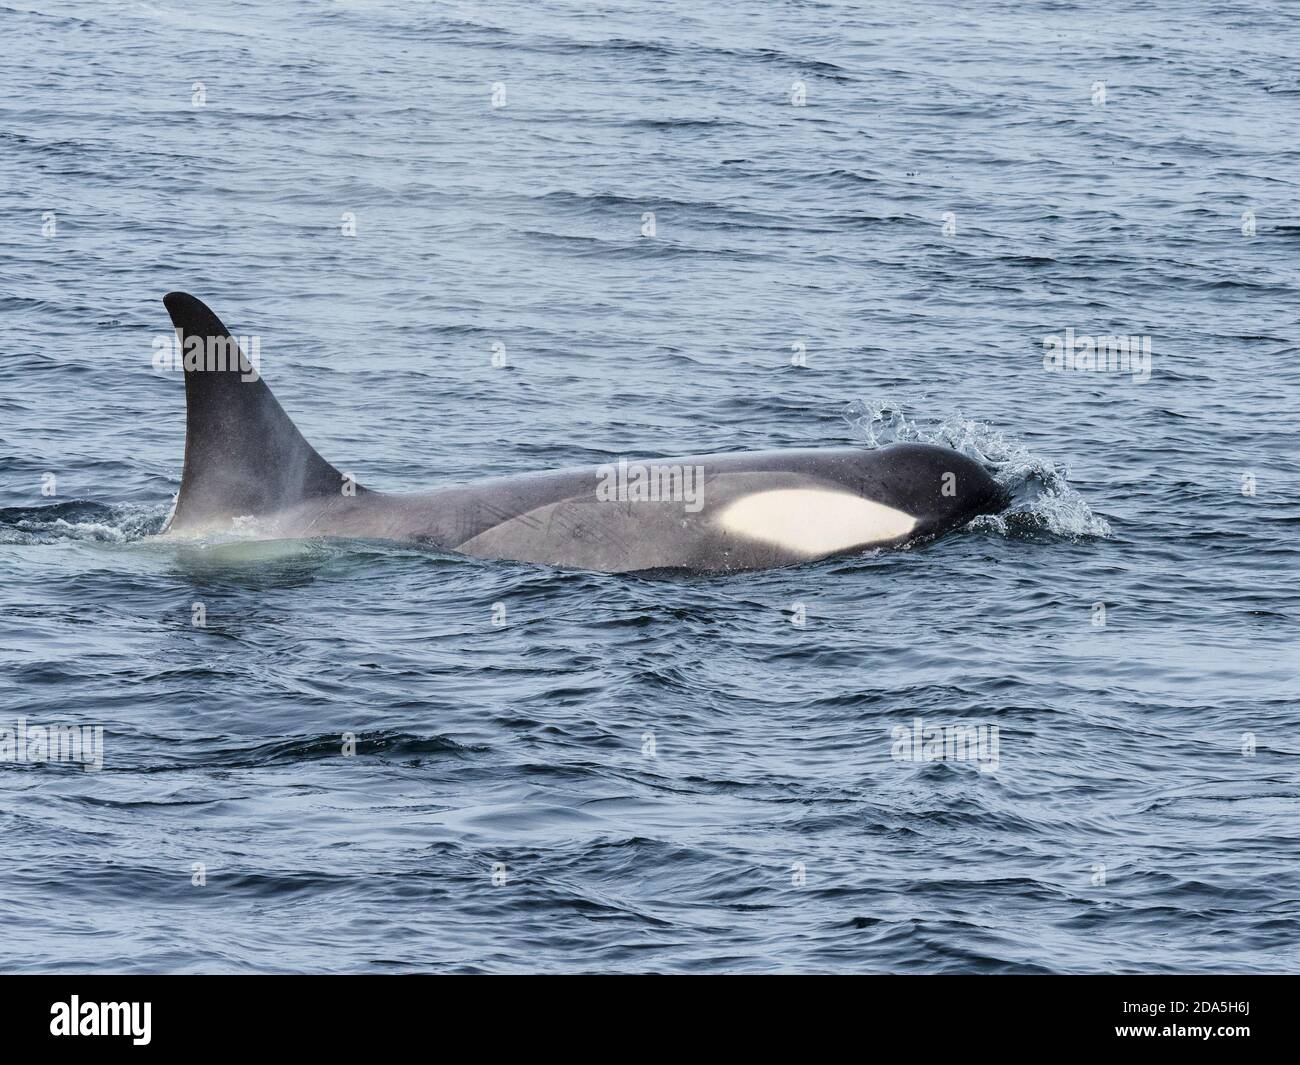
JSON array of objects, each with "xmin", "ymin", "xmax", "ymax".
[
  {"xmin": 842, "ymin": 398, "xmax": 1112, "ymax": 540},
  {"xmin": 0, "ymin": 500, "xmax": 168, "ymax": 545}
]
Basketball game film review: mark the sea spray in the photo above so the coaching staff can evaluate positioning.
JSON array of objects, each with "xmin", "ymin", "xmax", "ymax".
[{"xmin": 843, "ymin": 398, "xmax": 1111, "ymax": 540}]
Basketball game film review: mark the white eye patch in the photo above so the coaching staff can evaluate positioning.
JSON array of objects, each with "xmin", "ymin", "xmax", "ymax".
[{"xmin": 717, "ymin": 489, "xmax": 917, "ymax": 555}]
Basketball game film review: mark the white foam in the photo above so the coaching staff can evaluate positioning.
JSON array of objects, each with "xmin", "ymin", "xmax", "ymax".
[{"xmin": 844, "ymin": 398, "xmax": 1111, "ymax": 540}]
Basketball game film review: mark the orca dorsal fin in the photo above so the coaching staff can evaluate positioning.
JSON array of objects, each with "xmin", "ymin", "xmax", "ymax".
[{"xmin": 162, "ymin": 292, "xmax": 359, "ymax": 533}]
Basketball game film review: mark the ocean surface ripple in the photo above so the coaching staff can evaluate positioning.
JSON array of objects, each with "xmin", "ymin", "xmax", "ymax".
[{"xmin": 1, "ymin": 0, "xmax": 1297, "ymax": 973}]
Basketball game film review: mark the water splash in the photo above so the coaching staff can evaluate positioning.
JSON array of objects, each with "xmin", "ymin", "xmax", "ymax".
[
  {"xmin": 0, "ymin": 501, "xmax": 169, "ymax": 545},
  {"xmin": 843, "ymin": 398, "xmax": 1111, "ymax": 540}
]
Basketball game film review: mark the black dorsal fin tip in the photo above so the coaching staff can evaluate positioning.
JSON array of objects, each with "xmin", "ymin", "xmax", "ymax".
[{"xmin": 161, "ymin": 292, "xmax": 362, "ymax": 533}]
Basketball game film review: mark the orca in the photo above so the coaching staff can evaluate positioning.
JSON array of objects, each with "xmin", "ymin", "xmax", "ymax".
[{"xmin": 158, "ymin": 292, "xmax": 1006, "ymax": 573}]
